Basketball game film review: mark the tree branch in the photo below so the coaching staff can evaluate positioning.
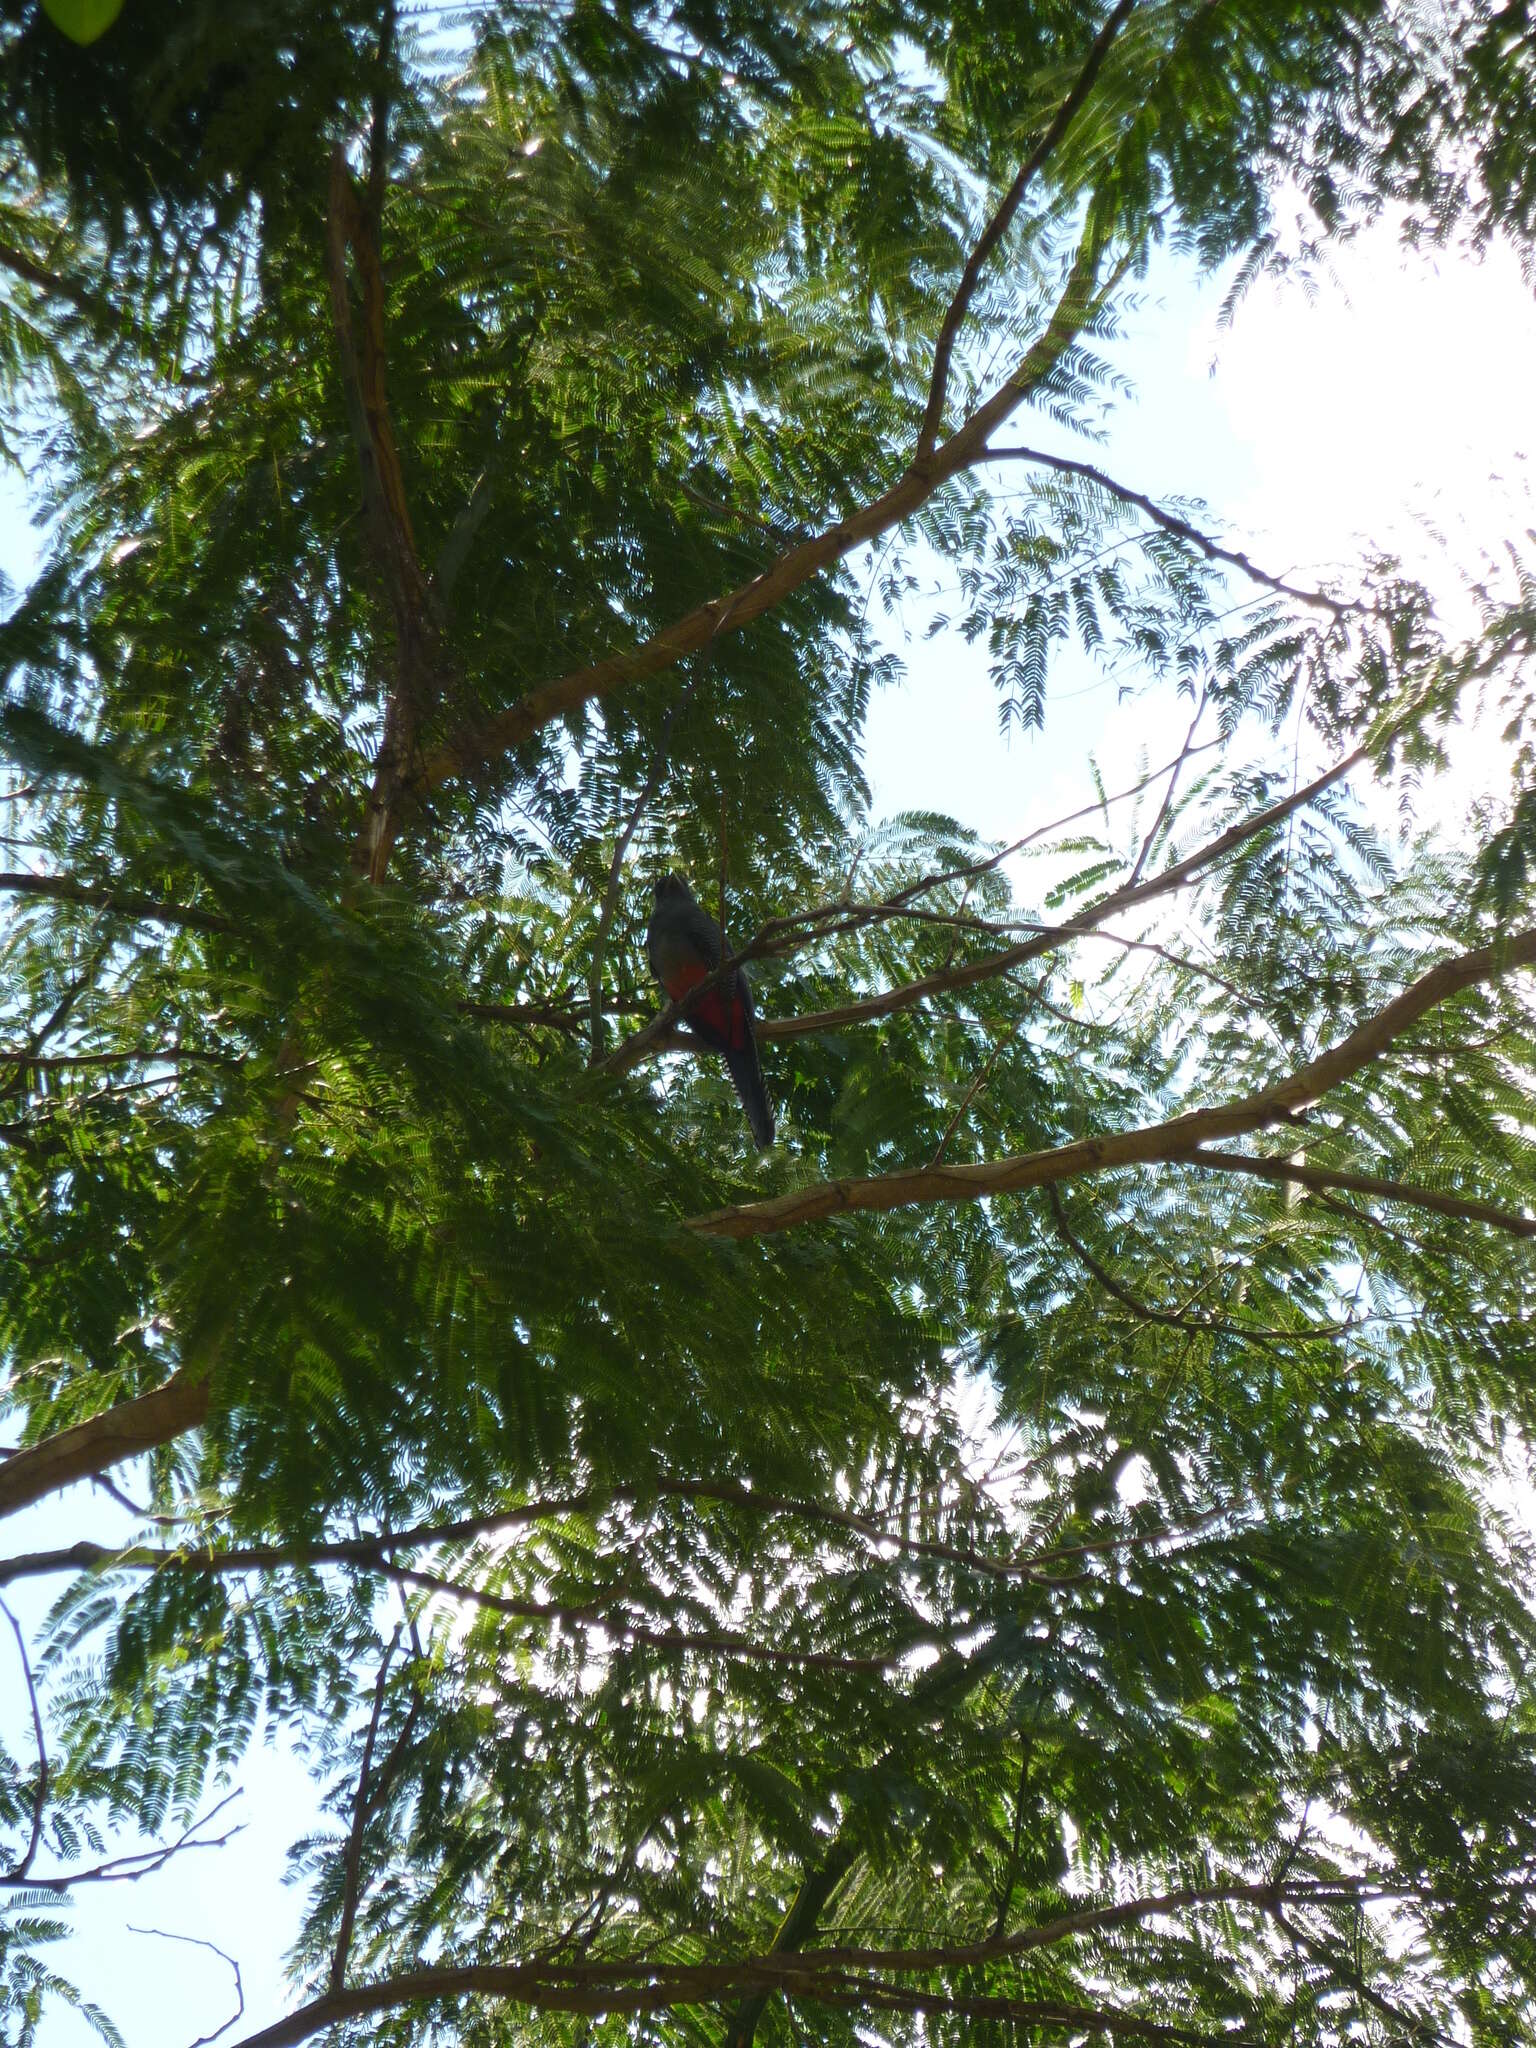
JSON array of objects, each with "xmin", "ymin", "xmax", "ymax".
[
  {"xmin": 0, "ymin": 870, "xmax": 229, "ymax": 933},
  {"xmin": 325, "ymin": 111, "xmax": 445, "ymax": 884},
  {"xmin": 0, "ymin": 1789, "xmax": 245, "ymax": 1894},
  {"xmin": 225, "ymin": 1876, "xmax": 1314, "ymax": 2048},
  {"xmin": 0, "ymin": 237, "xmax": 98, "ymax": 316},
  {"xmin": 689, "ymin": 928, "xmax": 1536, "ymax": 1236},
  {"xmin": 726, "ymin": 736, "xmax": 1374, "ymax": 1046},
  {"xmin": 1045, "ymin": 1185, "xmax": 1356, "ymax": 1339},
  {"xmin": 915, "ymin": 0, "xmax": 1140, "ymax": 456},
  {"xmin": 0, "ymin": 1370, "xmax": 211, "ymax": 1521},
  {"xmin": 0, "ymin": 1472, "xmax": 1066, "ymax": 1596},
  {"xmin": 0, "ymin": 1533, "xmax": 934, "ymax": 1675},
  {"xmin": 128, "ymin": 1923, "xmax": 246, "ymax": 2048},
  {"xmin": 1128, "ymin": 686, "xmax": 1205, "ymax": 887},
  {"xmin": 330, "ymin": 1623, "xmax": 401, "ymax": 1994},
  {"xmin": 972, "ymin": 446, "xmax": 1363, "ymax": 616},
  {"xmin": 421, "ymin": 229, "xmax": 1116, "ymax": 797},
  {"xmin": 228, "ymin": 1945, "xmax": 1233, "ymax": 2048},
  {"xmin": 0, "ymin": 1595, "xmax": 47, "ymax": 1881},
  {"xmin": 1185, "ymin": 1146, "xmax": 1536, "ymax": 1239}
]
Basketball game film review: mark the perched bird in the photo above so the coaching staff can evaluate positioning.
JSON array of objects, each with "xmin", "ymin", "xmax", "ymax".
[{"xmin": 646, "ymin": 872, "xmax": 774, "ymax": 1147}]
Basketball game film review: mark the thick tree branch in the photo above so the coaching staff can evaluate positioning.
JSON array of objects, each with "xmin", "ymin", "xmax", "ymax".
[
  {"xmin": 0, "ymin": 1370, "xmax": 211, "ymax": 1521},
  {"xmin": 229, "ymin": 1858, "xmax": 1442, "ymax": 2048},
  {"xmin": 916, "ymin": 0, "xmax": 1139, "ymax": 456},
  {"xmin": 689, "ymin": 928, "xmax": 1536, "ymax": 1237},
  {"xmin": 229, "ymin": 1937, "xmax": 1236, "ymax": 2048}
]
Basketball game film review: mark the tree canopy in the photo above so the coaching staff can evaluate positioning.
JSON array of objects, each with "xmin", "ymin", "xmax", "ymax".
[{"xmin": 3, "ymin": 3, "xmax": 1536, "ymax": 2044}]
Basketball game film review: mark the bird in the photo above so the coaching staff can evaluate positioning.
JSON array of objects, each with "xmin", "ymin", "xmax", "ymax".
[{"xmin": 646, "ymin": 872, "xmax": 774, "ymax": 1148}]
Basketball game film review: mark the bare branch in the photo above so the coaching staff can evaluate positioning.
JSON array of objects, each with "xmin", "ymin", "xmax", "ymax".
[
  {"xmin": 0, "ymin": 1595, "xmax": 47, "ymax": 1881},
  {"xmin": 915, "ymin": 0, "xmax": 1140, "ymax": 456},
  {"xmin": 129, "ymin": 1924, "xmax": 246, "ymax": 2048},
  {"xmin": 2, "ymin": 1048, "xmax": 239, "ymax": 1073},
  {"xmin": 1, "ymin": 1789, "xmax": 245, "ymax": 1894},
  {"xmin": 689, "ymin": 928, "xmax": 1536, "ymax": 1237}
]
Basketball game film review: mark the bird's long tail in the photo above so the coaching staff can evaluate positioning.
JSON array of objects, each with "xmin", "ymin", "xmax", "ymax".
[{"xmin": 725, "ymin": 1034, "xmax": 775, "ymax": 1149}]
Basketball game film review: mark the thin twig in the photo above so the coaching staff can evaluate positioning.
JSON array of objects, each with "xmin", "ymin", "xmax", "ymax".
[
  {"xmin": 0, "ymin": 1595, "xmax": 47, "ymax": 1881},
  {"xmin": 929, "ymin": 1013, "xmax": 1028, "ymax": 1166},
  {"xmin": 128, "ymin": 1924, "xmax": 246, "ymax": 2047},
  {"xmin": 972, "ymin": 446, "xmax": 1364, "ymax": 617},
  {"xmin": 1046, "ymin": 1184, "xmax": 1354, "ymax": 1341},
  {"xmin": 0, "ymin": 1788, "xmax": 245, "ymax": 1894},
  {"xmin": 330, "ymin": 1623, "xmax": 403, "ymax": 1994},
  {"xmin": 1128, "ymin": 687, "xmax": 1205, "ymax": 887}
]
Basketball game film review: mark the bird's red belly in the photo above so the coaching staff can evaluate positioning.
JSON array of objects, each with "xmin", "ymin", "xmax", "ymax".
[{"xmin": 664, "ymin": 960, "xmax": 740, "ymax": 1045}]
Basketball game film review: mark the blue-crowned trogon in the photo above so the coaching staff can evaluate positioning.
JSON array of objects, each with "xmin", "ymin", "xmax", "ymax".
[{"xmin": 646, "ymin": 873, "xmax": 775, "ymax": 1148}]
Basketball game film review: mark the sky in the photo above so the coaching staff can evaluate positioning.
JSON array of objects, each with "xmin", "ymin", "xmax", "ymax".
[{"xmin": 4, "ymin": 217, "xmax": 1536, "ymax": 2046}]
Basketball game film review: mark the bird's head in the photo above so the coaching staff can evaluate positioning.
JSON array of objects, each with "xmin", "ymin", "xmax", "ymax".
[{"xmin": 653, "ymin": 872, "xmax": 691, "ymax": 905}]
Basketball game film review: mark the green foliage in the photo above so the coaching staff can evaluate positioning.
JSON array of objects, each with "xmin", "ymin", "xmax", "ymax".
[{"xmin": 4, "ymin": 5, "xmax": 1536, "ymax": 2047}]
